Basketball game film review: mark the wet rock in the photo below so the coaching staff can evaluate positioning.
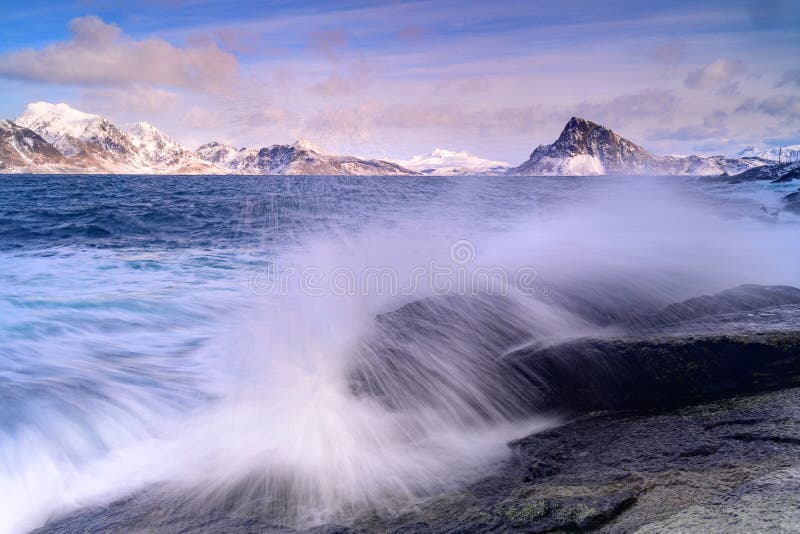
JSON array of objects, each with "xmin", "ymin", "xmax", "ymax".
[
  {"xmin": 772, "ymin": 166, "xmax": 800, "ymax": 183},
  {"xmin": 503, "ymin": 332, "xmax": 800, "ymax": 413},
  {"xmin": 377, "ymin": 388, "xmax": 800, "ymax": 533},
  {"xmin": 632, "ymin": 284, "xmax": 800, "ymax": 329},
  {"xmin": 35, "ymin": 285, "xmax": 800, "ymax": 533},
  {"xmin": 783, "ymin": 188, "xmax": 800, "ymax": 214}
]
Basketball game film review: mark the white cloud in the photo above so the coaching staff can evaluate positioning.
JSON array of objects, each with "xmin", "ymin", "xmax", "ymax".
[
  {"xmin": 81, "ymin": 86, "xmax": 183, "ymax": 114},
  {"xmin": 0, "ymin": 16, "xmax": 238, "ymax": 93},
  {"xmin": 685, "ymin": 58, "xmax": 746, "ymax": 90}
]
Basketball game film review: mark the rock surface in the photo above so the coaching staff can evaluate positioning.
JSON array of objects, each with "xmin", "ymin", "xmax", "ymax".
[
  {"xmin": 34, "ymin": 284, "xmax": 800, "ymax": 533},
  {"xmin": 0, "ymin": 119, "xmax": 74, "ymax": 173},
  {"xmin": 726, "ymin": 160, "xmax": 800, "ymax": 183},
  {"xmin": 377, "ymin": 387, "xmax": 800, "ymax": 533},
  {"xmin": 36, "ymin": 386, "xmax": 800, "ymax": 533},
  {"xmin": 783, "ymin": 188, "xmax": 800, "ymax": 214}
]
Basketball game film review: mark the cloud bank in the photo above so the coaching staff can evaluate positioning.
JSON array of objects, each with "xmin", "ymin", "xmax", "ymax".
[{"xmin": 0, "ymin": 16, "xmax": 238, "ymax": 93}]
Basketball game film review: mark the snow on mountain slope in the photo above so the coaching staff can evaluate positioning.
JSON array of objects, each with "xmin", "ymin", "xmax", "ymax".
[
  {"xmin": 14, "ymin": 103, "xmax": 216, "ymax": 173},
  {"xmin": 6, "ymin": 102, "xmax": 416, "ymax": 175},
  {"xmin": 195, "ymin": 142, "xmax": 244, "ymax": 166},
  {"xmin": 1, "ymin": 102, "xmax": 781, "ymax": 177},
  {"xmin": 396, "ymin": 149, "xmax": 509, "ymax": 175},
  {"xmin": 16, "ymin": 102, "xmax": 136, "ymax": 162},
  {"xmin": 128, "ymin": 122, "xmax": 185, "ymax": 165},
  {"xmin": 292, "ymin": 138, "xmax": 329, "ymax": 155},
  {"xmin": 195, "ymin": 140, "xmax": 417, "ymax": 175},
  {"xmin": 509, "ymin": 117, "xmax": 661, "ymax": 175},
  {"xmin": 0, "ymin": 119, "xmax": 77, "ymax": 173},
  {"xmin": 509, "ymin": 117, "xmax": 769, "ymax": 176},
  {"xmin": 15, "ymin": 102, "xmax": 102, "ymax": 148},
  {"xmin": 736, "ymin": 145, "xmax": 800, "ymax": 163}
]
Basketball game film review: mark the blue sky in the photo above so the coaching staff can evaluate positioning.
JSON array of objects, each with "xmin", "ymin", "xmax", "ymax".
[{"xmin": 0, "ymin": 0, "xmax": 798, "ymax": 162}]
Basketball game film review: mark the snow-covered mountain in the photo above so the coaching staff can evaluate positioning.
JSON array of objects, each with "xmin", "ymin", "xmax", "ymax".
[
  {"xmin": 4, "ymin": 102, "xmax": 417, "ymax": 175},
  {"xmin": 13, "ymin": 102, "xmax": 215, "ymax": 173},
  {"xmin": 15, "ymin": 102, "xmax": 127, "ymax": 158},
  {"xmin": 1, "ymin": 103, "xmax": 787, "ymax": 178},
  {"xmin": 194, "ymin": 142, "xmax": 245, "ymax": 167},
  {"xmin": 15, "ymin": 102, "xmax": 141, "ymax": 172},
  {"xmin": 128, "ymin": 122, "xmax": 185, "ymax": 165},
  {"xmin": 396, "ymin": 149, "xmax": 509, "ymax": 175},
  {"xmin": 735, "ymin": 145, "xmax": 800, "ymax": 163},
  {"xmin": 0, "ymin": 119, "xmax": 78, "ymax": 173},
  {"xmin": 509, "ymin": 117, "xmax": 770, "ymax": 176},
  {"xmin": 194, "ymin": 139, "xmax": 416, "ymax": 175}
]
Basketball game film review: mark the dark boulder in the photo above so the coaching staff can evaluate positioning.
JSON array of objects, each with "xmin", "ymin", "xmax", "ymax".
[
  {"xmin": 502, "ymin": 332, "xmax": 800, "ymax": 413},
  {"xmin": 772, "ymin": 166, "xmax": 800, "ymax": 183},
  {"xmin": 629, "ymin": 284, "xmax": 800, "ymax": 330},
  {"xmin": 783, "ymin": 188, "xmax": 800, "ymax": 214}
]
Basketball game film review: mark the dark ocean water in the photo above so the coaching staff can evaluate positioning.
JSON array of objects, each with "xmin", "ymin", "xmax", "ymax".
[{"xmin": 0, "ymin": 174, "xmax": 797, "ymax": 533}]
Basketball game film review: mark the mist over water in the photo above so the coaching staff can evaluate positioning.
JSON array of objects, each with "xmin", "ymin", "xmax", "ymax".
[{"xmin": 0, "ymin": 175, "xmax": 798, "ymax": 533}]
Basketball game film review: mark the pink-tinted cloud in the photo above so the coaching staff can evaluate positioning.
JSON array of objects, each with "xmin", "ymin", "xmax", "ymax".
[
  {"xmin": 81, "ymin": 86, "xmax": 183, "ymax": 114},
  {"xmin": 0, "ymin": 16, "xmax": 238, "ymax": 93}
]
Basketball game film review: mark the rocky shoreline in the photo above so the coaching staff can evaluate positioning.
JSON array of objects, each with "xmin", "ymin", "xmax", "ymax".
[
  {"xmin": 366, "ymin": 386, "xmax": 800, "ymax": 533},
  {"xmin": 35, "ymin": 286, "xmax": 800, "ymax": 533},
  {"xmin": 37, "ymin": 387, "xmax": 800, "ymax": 533}
]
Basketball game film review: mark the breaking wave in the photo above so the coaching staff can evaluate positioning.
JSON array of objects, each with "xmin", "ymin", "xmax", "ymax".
[{"xmin": 0, "ymin": 175, "xmax": 798, "ymax": 532}]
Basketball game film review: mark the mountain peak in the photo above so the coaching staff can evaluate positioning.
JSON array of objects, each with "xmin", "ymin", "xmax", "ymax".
[
  {"xmin": 511, "ymin": 117, "xmax": 658, "ymax": 175},
  {"xmin": 17, "ymin": 102, "xmax": 100, "ymax": 125},
  {"xmin": 510, "ymin": 117, "xmax": 769, "ymax": 176},
  {"xmin": 129, "ymin": 121, "xmax": 159, "ymax": 135},
  {"xmin": 565, "ymin": 116, "xmax": 598, "ymax": 128},
  {"xmin": 15, "ymin": 101, "xmax": 109, "ymax": 148},
  {"xmin": 555, "ymin": 117, "xmax": 620, "ymax": 148},
  {"xmin": 292, "ymin": 139, "xmax": 326, "ymax": 154},
  {"xmin": 128, "ymin": 121, "xmax": 177, "ymax": 145}
]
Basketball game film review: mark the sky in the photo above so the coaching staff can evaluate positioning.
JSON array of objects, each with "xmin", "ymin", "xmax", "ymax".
[{"xmin": 0, "ymin": 0, "xmax": 798, "ymax": 163}]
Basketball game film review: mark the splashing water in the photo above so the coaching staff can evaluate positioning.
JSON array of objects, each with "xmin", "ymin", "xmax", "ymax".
[{"xmin": 0, "ymin": 175, "xmax": 798, "ymax": 532}]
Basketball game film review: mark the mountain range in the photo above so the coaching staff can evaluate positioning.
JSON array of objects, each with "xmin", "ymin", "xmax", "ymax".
[
  {"xmin": 0, "ymin": 102, "xmax": 795, "ymax": 180},
  {"xmin": 1, "ymin": 103, "xmax": 415, "ymax": 175},
  {"xmin": 396, "ymin": 149, "xmax": 510, "ymax": 175},
  {"xmin": 736, "ymin": 144, "xmax": 800, "ymax": 163}
]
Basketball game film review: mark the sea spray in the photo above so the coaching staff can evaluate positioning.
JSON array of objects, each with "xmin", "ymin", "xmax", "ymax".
[
  {"xmin": 1, "ymin": 175, "xmax": 798, "ymax": 532},
  {"xmin": 141, "ymin": 179, "xmax": 799, "ymax": 526}
]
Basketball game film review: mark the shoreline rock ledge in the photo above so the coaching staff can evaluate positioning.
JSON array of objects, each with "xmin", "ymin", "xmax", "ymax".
[{"xmin": 36, "ymin": 285, "xmax": 800, "ymax": 533}]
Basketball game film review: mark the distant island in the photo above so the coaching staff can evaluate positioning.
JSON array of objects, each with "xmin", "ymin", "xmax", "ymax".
[{"xmin": 1, "ymin": 102, "xmax": 798, "ymax": 181}]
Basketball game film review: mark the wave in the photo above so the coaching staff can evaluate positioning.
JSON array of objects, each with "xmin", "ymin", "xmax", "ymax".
[{"xmin": 1, "ymin": 176, "xmax": 799, "ymax": 532}]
